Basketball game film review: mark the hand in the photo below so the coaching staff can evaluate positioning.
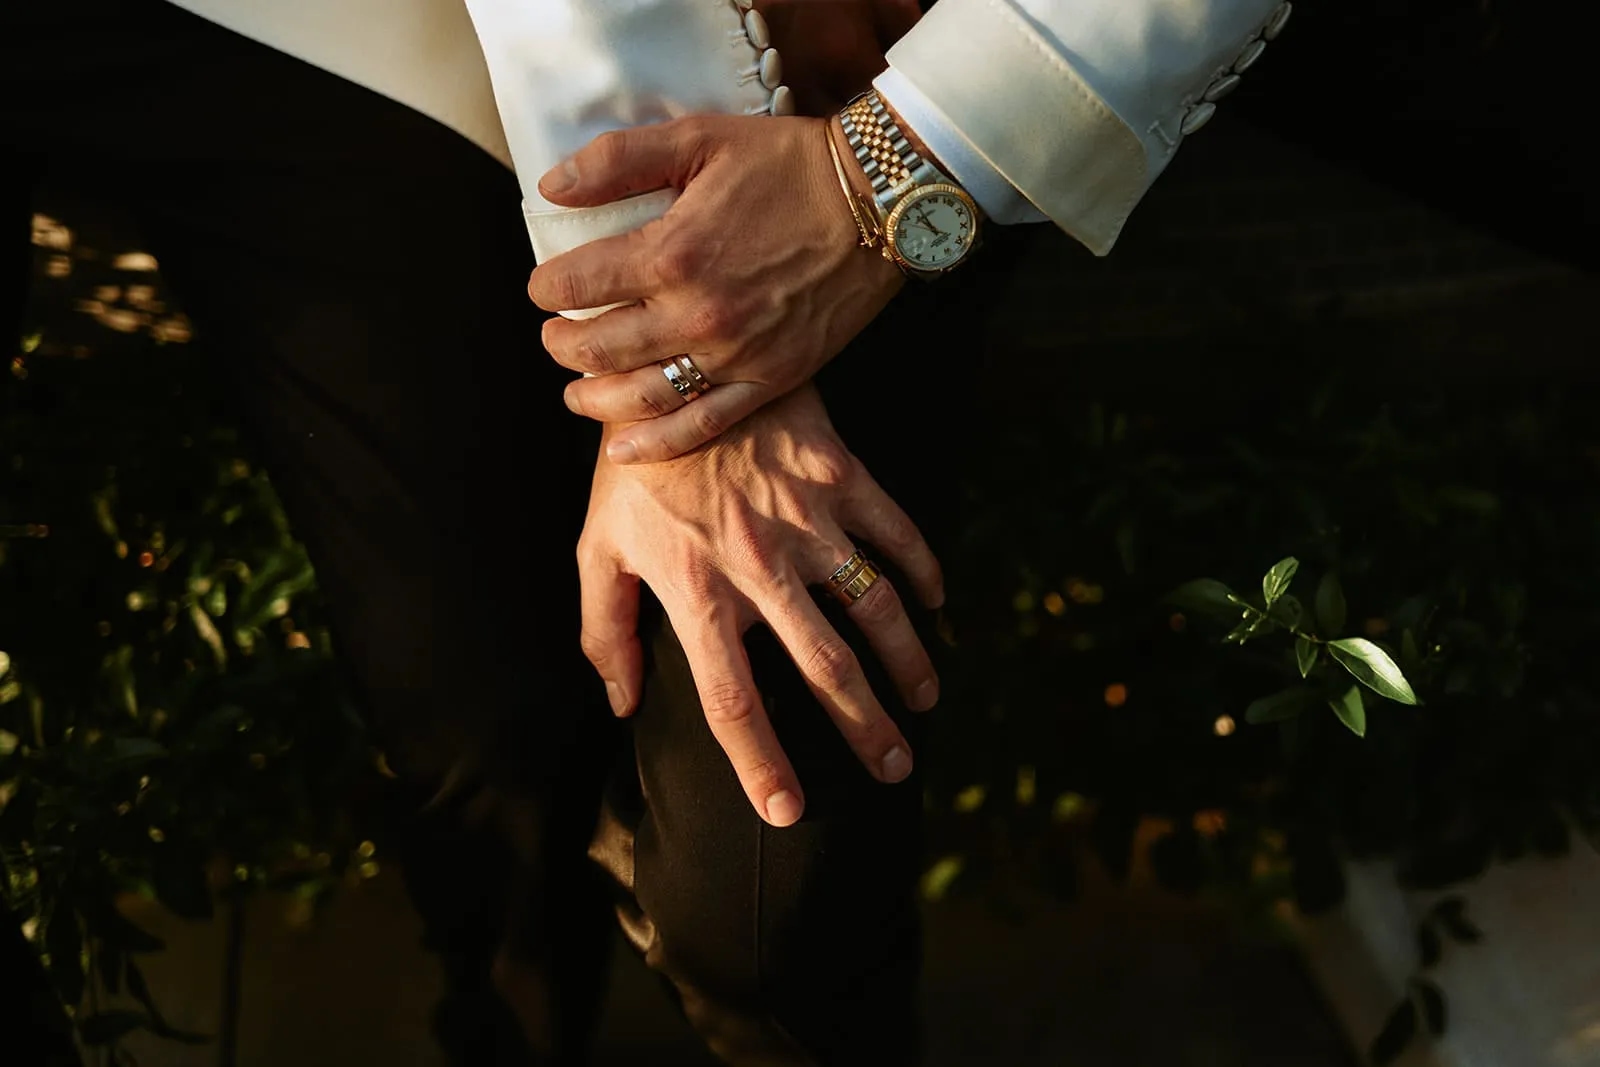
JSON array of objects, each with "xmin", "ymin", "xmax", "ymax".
[
  {"xmin": 576, "ymin": 384, "xmax": 943, "ymax": 826},
  {"xmin": 529, "ymin": 114, "xmax": 904, "ymax": 465},
  {"xmin": 754, "ymin": 0, "xmax": 924, "ymax": 115}
]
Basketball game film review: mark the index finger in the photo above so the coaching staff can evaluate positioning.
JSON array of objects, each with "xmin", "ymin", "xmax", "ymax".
[
  {"xmin": 671, "ymin": 594, "xmax": 805, "ymax": 827},
  {"xmin": 527, "ymin": 226, "xmax": 657, "ymax": 314}
]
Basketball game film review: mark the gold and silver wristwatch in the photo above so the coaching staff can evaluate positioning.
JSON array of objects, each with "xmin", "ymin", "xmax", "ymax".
[{"xmin": 838, "ymin": 90, "xmax": 981, "ymax": 277}]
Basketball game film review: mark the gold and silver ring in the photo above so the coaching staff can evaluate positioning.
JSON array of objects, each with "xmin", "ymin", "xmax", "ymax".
[
  {"xmin": 826, "ymin": 551, "xmax": 882, "ymax": 606},
  {"xmin": 660, "ymin": 355, "xmax": 712, "ymax": 401}
]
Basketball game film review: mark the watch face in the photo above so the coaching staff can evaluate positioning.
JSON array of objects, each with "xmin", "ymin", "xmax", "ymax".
[{"xmin": 889, "ymin": 187, "xmax": 975, "ymax": 271}]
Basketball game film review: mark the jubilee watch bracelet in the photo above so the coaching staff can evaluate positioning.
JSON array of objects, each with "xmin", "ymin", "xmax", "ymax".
[{"xmin": 838, "ymin": 90, "xmax": 981, "ymax": 277}]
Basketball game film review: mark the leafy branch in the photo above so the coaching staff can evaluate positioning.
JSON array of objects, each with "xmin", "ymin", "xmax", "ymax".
[{"xmin": 1169, "ymin": 557, "xmax": 1420, "ymax": 737}]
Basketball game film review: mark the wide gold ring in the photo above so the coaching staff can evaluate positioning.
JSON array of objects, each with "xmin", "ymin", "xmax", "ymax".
[
  {"xmin": 660, "ymin": 355, "xmax": 711, "ymax": 402},
  {"xmin": 825, "ymin": 551, "xmax": 882, "ymax": 606}
]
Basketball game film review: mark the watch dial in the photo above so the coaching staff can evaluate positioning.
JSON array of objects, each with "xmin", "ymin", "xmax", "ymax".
[{"xmin": 892, "ymin": 191, "xmax": 973, "ymax": 270}]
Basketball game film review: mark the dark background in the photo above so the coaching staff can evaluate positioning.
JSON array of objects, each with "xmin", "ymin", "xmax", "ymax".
[{"xmin": 5, "ymin": 2, "xmax": 1599, "ymax": 1064}]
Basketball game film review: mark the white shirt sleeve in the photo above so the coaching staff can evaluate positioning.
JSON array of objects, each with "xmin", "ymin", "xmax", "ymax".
[
  {"xmin": 460, "ymin": 0, "xmax": 787, "ymax": 270},
  {"xmin": 876, "ymin": 0, "xmax": 1291, "ymax": 253}
]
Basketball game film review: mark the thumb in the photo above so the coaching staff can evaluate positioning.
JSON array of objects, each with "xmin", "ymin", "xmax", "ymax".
[
  {"xmin": 537, "ymin": 119, "xmax": 712, "ymax": 207},
  {"xmin": 578, "ymin": 544, "xmax": 645, "ymax": 716}
]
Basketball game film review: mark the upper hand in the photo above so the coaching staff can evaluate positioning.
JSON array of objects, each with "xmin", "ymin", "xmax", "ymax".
[
  {"xmin": 576, "ymin": 384, "xmax": 943, "ymax": 826},
  {"xmin": 528, "ymin": 115, "xmax": 903, "ymax": 465}
]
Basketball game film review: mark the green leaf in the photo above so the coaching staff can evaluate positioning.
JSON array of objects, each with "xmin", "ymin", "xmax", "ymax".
[
  {"xmin": 79, "ymin": 1010, "xmax": 149, "ymax": 1046},
  {"xmin": 1165, "ymin": 579, "xmax": 1238, "ymax": 619},
  {"xmin": 1329, "ymin": 684, "xmax": 1367, "ymax": 737},
  {"xmin": 1261, "ymin": 557, "xmax": 1299, "ymax": 607},
  {"xmin": 1412, "ymin": 977, "xmax": 1447, "ymax": 1036},
  {"xmin": 1246, "ymin": 687, "xmax": 1316, "ymax": 725},
  {"xmin": 1369, "ymin": 998, "xmax": 1417, "ymax": 1066},
  {"xmin": 1315, "ymin": 571, "xmax": 1347, "ymax": 635},
  {"xmin": 1295, "ymin": 636, "xmax": 1319, "ymax": 678},
  {"xmin": 1328, "ymin": 638, "xmax": 1420, "ymax": 705}
]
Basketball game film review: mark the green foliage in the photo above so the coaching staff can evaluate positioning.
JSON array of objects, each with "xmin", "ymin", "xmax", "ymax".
[
  {"xmin": 4, "ymin": 217, "xmax": 377, "ymax": 1058},
  {"xmin": 1168, "ymin": 555, "xmax": 1418, "ymax": 736},
  {"xmin": 923, "ymin": 335, "xmax": 1600, "ymax": 932}
]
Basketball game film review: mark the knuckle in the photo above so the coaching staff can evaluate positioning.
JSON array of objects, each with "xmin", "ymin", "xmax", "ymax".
[
  {"xmin": 738, "ymin": 756, "xmax": 786, "ymax": 799},
  {"xmin": 676, "ymin": 559, "xmax": 720, "ymax": 607},
  {"xmin": 802, "ymin": 638, "xmax": 859, "ymax": 692},
  {"xmin": 873, "ymin": 514, "xmax": 918, "ymax": 554},
  {"xmin": 656, "ymin": 238, "xmax": 705, "ymax": 288},
  {"xmin": 631, "ymin": 382, "xmax": 673, "ymax": 419},
  {"xmin": 689, "ymin": 401, "xmax": 728, "ymax": 444},
  {"xmin": 589, "ymin": 128, "xmax": 631, "ymax": 171},
  {"xmin": 535, "ymin": 271, "xmax": 585, "ymax": 312},
  {"xmin": 701, "ymin": 679, "xmax": 758, "ymax": 727},
  {"xmin": 577, "ymin": 628, "xmax": 614, "ymax": 668},
  {"xmin": 575, "ymin": 535, "xmax": 609, "ymax": 574},
  {"xmin": 674, "ymin": 115, "xmax": 716, "ymax": 157},
  {"xmin": 573, "ymin": 339, "xmax": 613, "ymax": 375},
  {"xmin": 681, "ymin": 299, "xmax": 735, "ymax": 345},
  {"xmin": 850, "ymin": 714, "xmax": 895, "ymax": 750},
  {"xmin": 801, "ymin": 442, "xmax": 855, "ymax": 488}
]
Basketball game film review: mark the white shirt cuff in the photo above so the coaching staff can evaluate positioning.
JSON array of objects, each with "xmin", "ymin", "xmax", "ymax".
[{"xmin": 872, "ymin": 67, "xmax": 1050, "ymax": 227}]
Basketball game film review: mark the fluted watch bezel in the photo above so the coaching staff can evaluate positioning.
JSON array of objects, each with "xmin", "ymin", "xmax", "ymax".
[{"xmin": 882, "ymin": 181, "xmax": 980, "ymax": 275}]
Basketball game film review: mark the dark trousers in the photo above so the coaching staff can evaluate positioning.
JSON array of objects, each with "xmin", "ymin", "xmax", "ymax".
[{"xmin": 1, "ymin": 2, "xmax": 938, "ymax": 1063}]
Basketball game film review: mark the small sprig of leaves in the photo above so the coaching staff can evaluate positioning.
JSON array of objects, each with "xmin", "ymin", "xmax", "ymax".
[
  {"xmin": 1169, "ymin": 557, "xmax": 1420, "ymax": 737},
  {"xmin": 1369, "ymin": 896, "xmax": 1483, "ymax": 1064}
]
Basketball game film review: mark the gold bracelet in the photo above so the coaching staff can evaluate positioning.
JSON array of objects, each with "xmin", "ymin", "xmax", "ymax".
[{"xmin": 825, "ymin": 123, "xmax": 879, "ymax": 250}]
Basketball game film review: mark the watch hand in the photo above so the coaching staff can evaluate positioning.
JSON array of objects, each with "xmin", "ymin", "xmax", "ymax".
[{"xmin": 915, "ymin": 207, "xmax": 943, "ymax": 235}]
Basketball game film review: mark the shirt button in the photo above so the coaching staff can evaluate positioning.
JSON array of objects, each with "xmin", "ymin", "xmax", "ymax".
[
  {"xmin": 759, "ymin": 48, "xmax": 783, "ymax": 89},
  {"xmin": 743, "ymin": 9, "xmax": 770, "ymax": 49},
  {"xmin": 770, "ymin": 85, "xmax": 795, "ymax": 116},
  {"xmin": 1203, "ymin": 74, "xmax": 1241, "ymax": 102},
  {"xmin": 1264, "ymin": 2, "xmax": 1293, "ymax": 40},
  {"xmin": 1180, "ymin": 101, "xmax": 1217, "ymax": 135},
  {"xmin": 1234, "ymin": 38, "xmax": 1267, "ymax": 73}
]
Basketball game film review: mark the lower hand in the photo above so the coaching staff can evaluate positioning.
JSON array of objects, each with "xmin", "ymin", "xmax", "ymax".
[
  {"xmin": 529, "ymin": 115, "xmax": 904, "ymax": 465},
  {"xmin": 575, "ymin": 384, "xmax": 943, "ymax": 826}
]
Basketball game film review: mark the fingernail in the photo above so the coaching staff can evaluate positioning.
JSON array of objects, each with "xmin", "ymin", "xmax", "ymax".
[
  {"xmin": 765, "ymin": 790, "xmax": 804, "ymax": 827},
  {"xmin": 881, "ymin": 745, "xmax": 913, "ymax": 782},
  {"xmin": 606, "ymin": 439, "xmax": 638, "ymax": 464},
  {"xmin": 604, "ymin": 680, "xmax": 629, "ymax": 716},
  {"xmin": 540, "ymin": 159, "xmax": 578, "ymax": 194},
  {"xmin": 910, "ymin": 678, "xmax": 940, "ymax": 712}
]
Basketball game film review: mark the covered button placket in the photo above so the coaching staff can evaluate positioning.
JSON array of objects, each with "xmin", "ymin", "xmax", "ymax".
[
  {"xmin": 727, "ymin": 0, "xmax": 793, "ymax": 115},
  {"xmin": 1179, "ymin": 2, "xmax": 1291, "ymax": 138}
]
